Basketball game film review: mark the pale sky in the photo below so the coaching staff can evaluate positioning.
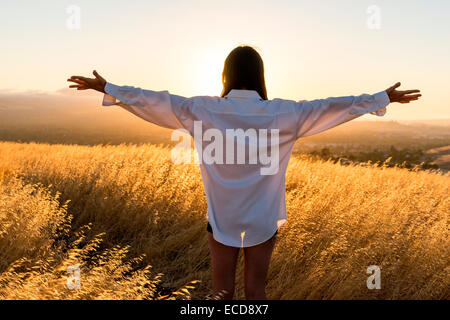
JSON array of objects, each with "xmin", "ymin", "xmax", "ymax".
[{"xmin": 1, "ymin": 0, "xmax": 449, "ymax": 120}]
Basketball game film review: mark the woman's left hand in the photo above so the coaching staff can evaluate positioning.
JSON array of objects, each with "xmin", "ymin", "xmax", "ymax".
[{"xmin": 67, "ymin": 70, "xmax": 106, "ymax": 93}]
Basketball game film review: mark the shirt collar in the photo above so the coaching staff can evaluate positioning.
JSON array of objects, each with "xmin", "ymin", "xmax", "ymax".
[{"xmin": 225, "ymin": 89, "xmax": 263, "ymax": 100}]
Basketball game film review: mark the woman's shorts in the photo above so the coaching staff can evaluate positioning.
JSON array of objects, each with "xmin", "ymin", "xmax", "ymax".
[{"xmin": 206, "ymin": 221, "xmax": 278, "ymax": 241}]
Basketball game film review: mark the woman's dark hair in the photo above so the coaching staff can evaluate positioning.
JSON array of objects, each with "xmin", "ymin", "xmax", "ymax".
[{"xmin": 220, "ymin": 45, "xmax": 268, "ymax": 100}]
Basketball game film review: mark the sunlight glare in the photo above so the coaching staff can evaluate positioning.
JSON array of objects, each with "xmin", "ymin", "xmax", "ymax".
[{"xmin": 194, "ymin": 49, "xmax": 226, "ymax": 97}]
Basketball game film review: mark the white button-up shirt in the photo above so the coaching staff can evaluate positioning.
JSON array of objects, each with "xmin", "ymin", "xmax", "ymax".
[{"xmin": 103, "ymin": 83, "xmax": 390, "ymax": 247}]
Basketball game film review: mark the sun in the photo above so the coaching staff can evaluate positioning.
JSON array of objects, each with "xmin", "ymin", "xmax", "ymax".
[{"xmin": 194, "ymin": 48, "xmax": 226, "ymax": 97}]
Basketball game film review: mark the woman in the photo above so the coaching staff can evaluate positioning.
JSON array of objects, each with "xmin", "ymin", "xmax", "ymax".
[{"xmin": 68, "ymin": 45, "xmax": 421, "ymax": 300}]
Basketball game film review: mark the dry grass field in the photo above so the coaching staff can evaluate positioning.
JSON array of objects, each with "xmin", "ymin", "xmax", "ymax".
[{"xmin": 0, "ymin": 141, "xmax": 448, "ymax": 299}]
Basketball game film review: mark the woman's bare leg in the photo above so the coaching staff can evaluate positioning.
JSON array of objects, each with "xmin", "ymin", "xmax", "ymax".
[
  {"xmin": 243, "ymin": 235, "xmax": 277, "ymax": 300},
  {"xmin": 207, "ymin": 233, "xmax": 240, "ymax": 300}
]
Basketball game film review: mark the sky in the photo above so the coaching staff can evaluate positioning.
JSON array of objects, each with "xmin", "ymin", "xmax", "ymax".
[{"xmin": 1, "ymin": 0, "xmax": 449, "ymax": 120}]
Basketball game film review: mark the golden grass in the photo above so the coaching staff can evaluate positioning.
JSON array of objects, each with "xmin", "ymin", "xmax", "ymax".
[{"xmin": 0, "ymin": 141, "xmax": 448, "ymax": 299}]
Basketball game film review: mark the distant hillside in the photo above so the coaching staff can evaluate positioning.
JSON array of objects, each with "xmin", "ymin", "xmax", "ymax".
[
  {"xmin": 0, "ymin": 91, "xmax": 449, "ymax": 151},
  {"xmin": 0, "ymin": 91, "xmax": 174, "ymax": 145},
  {"xmin": 400, "ymin": 119, "xmax": 450, "ymax": 127},
  {"xmin": 425, "ymin": 145, "xmax": 450, "ymax": 172}
]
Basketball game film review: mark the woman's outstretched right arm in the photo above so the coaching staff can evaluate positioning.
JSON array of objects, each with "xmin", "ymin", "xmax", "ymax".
[{"xmin": 294, "ymin": 82, "xmax": 421, "ymax": 138}]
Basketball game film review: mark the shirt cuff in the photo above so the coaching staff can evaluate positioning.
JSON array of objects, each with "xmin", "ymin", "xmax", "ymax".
[
  {"xmin": 102, "ymin": 82, "xmax": 120, "ymax": 106},
  {"xmin": 369, "ymin": 91, "xmax": 390, "ymax": 116}
]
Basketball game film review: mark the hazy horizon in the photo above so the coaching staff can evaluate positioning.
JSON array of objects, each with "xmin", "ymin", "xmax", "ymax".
[{"xmin": 1, "ymin": 88, "xmax": 449, "ymax": 122}]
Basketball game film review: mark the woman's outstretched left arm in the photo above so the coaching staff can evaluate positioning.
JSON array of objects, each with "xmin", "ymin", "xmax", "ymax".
[{"xmin": 67, "ymin": 71, "xmax": 187, "ymax": 130}]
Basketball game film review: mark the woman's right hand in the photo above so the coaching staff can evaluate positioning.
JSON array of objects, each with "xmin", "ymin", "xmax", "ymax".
[
  {"xmin": 67, "ymin": 70, "xmax": 107, "ymax": 93},
  {"xmin": 385, "ymin": 82, "xmax": 421, "ymax": 104}
]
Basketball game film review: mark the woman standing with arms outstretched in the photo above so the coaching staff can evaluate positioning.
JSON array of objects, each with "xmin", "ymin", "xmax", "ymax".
[{"xmin": 68, "ymin": 45, "xmax": 421, "ymax": 300}]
